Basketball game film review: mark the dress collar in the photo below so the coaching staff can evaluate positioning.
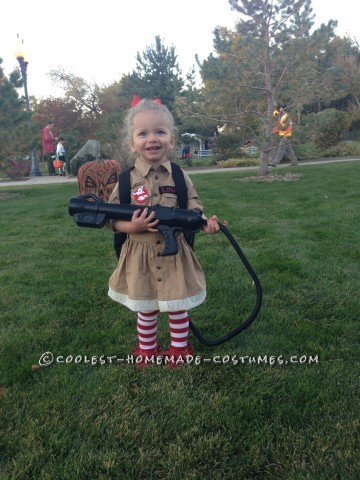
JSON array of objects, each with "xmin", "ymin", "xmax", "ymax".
[{"xmin": 134, "ymin": 158, "xmax": 172, "ymax": 177}]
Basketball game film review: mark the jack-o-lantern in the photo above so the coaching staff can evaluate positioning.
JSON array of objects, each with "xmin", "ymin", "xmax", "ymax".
[{"xmin": 78, "ymin": 160, "xmax": 120, "ymax": 201}]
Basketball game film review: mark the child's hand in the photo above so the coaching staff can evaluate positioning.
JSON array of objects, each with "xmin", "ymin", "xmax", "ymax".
[
  {"xmin": 202, "ymin": 215, "xmax": 220, "ymax": 234},
  {"xmin": 130, "ymin": 208, "xmax": 159, "ymax": 233}
]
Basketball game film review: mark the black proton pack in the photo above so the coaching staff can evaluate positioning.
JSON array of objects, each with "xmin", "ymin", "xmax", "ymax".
[
  {"xmin": 68, "ymin": 162, "xmax": 263, "ymax": 346},
  {"xmin": 68, "ymin": 195, "xmax": 205, "ymax": 257}
]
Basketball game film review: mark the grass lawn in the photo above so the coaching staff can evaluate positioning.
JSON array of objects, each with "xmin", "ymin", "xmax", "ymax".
[{"xmin": 0, "ymin": 161, "xmax": 359, "ymax": 479}]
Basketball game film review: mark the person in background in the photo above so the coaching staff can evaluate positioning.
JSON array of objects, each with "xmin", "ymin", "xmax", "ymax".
[
  {"xmin": 184, "ymin": 143, "xmax": 192, "ymax": 166},
  {"xmin": 42, "ymin": 121, "xmax": 57, "ymax": 175},
  {"xmin": 269, "ymin": 106, "xmax": 299, "ymax": 167},
  {"xmin": 56, "ymin": 136, "xmax": 66, "ymax": 176}
]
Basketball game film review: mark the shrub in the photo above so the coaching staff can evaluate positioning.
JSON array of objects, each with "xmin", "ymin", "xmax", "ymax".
[
  {"xmin": 213, "ymin": 133, "xmax": 246, "ymax": 160},
  {"xmin": 320, "ymin": 141, "xmax": 360, "ymax": 158},
  {"xmin": 293, "ymin": 143, "xmax": 319, "ymax": 160},
  {"xmin": 302, "ymin": 109, "xmax": 352, "ymax": 149},
  {"xmin": 293, "ymin": 140, "xmax": 360, "ymax": 160},
  {"xmin": 348, "ymin": 114, "xmax": 360, "ymax": 141},
  {"xmin": 216, "ymin": 157, "xmax": 260, "ymax": 168},
  {"xmin": 0, "ymin": 158, "xmax": 31, "ymax": 180}
]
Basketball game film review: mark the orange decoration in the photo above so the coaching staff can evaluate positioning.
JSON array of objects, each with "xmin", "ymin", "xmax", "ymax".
[{"xmin": 78, "ymin": 160, "xmax": 120, "ymax": 201}]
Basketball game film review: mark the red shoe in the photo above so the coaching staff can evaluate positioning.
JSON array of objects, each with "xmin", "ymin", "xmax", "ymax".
[
  {"xmin": 132, "ymin": 344, "xmax": 164, "ymax": 368},
  {"xmin": 162, "ymin": 344, "xmax": 195, "ymax": 368}
]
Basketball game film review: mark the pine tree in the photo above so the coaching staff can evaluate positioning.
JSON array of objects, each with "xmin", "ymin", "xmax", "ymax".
[
  {"xmin": 134, "ymin": 35, "xmax": 184, "ymax": 113},
  {"xmin": 0, "ymin": 58, "xmax": 33, "ymax": 163}
]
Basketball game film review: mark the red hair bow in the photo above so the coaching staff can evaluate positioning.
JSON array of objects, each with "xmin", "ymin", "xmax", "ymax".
[{"xmin": 130, "ymin": 95, "xmax": 161, "ymax": 107}]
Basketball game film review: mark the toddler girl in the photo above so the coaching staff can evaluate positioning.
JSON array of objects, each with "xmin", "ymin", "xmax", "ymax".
[{"xmin": 107, "ymin": 98, "xmax": 221, "ymax": 367}]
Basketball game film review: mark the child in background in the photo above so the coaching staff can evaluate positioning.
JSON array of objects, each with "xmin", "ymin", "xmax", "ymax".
[
  {"xmin": 107, "ymin": 98, "xmax": 224, "ymax": 367},
  {"xmin": 56, "ymin": 137, "xmax": 66, "ymax": 176}
]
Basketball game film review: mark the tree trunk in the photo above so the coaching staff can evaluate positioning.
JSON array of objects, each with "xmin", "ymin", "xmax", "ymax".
[{"xmin": 259, "ymin": 139, "xmax": 272, "ymax": 176}]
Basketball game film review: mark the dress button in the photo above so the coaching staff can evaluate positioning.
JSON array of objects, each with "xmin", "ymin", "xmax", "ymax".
[
  {"xmin": 157, "ymin": 252, "xmax": 161, "ymax": 257},
  {"xmin": 154, "ymin": 175, "xmax": 159, "ymax": 180},
  {"xmin": 156, "ymin": 265, "xmax": 161, "ymax": 270},
  {"xmin": 156, "ymin": 240, "xmax": 161, "ymax": 244},
  {"xmin": 157, "ymin": 277, "xmax": 162, "ymax": 282},
  {"xmin": 153, "ymin": 193, "xmax": 158, "ymax": 197}
]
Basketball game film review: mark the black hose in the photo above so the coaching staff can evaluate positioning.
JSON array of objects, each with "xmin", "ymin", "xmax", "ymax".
[{"xmin": 189, "ymin": 223, "xmax": 263, "ymax": 346}]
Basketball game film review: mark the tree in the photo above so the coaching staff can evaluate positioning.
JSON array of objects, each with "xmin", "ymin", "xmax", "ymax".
[
  {"xmin": 133, "ymin": 35, "xmax": 184, "ymax": 113},
  {"xmin": 205, "ymin": 0, "xmax": 319, "ymax": 173},
  {"xmin": 47, "ymin": 69, "xmax": 116, "ymax": 158},
  {"xmin": 188, "ymin": 0, "xmax": 344, "ymax": 175},
  {"xmin": 191, "ymin": 27, "xmax": 263, "ymax": 139},
  {"xmin": 0, "ymin": 58, "xmax": 33, "ymax": 164},
  {"xmin": 327, "ymin": 36, "xmax": 360, "ymax": 108},
  {"xmin": 47, "ymin": 40, "xmax": 185, "ymax": 160},
  {"xmin": 49, "ymin": 68, "xmax": 102, "ymax": 119},
  {"xmin": 31, "ymin": 96, "xmax": 90, "ymax": 160},
  {"xmin": 93, "ymin": 36, "xmax": 186, "ymax": 163}
]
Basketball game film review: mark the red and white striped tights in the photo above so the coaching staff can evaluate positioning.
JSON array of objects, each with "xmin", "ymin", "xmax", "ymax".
[{"xmin": 137, "ymin": 310, "xmax": 190, "ymax": 350}]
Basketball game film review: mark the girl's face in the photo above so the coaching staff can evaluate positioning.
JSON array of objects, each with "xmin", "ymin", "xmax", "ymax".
[{"xmin": 130, "ymin": 111, "xmax": 175, "ymax": 166}]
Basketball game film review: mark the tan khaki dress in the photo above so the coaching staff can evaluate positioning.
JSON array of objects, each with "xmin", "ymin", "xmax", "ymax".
[{"xmin": 107, "ymin": 159, "xmax": 206, "ymax": 312}]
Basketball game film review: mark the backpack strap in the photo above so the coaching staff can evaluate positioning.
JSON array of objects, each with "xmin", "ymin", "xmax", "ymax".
[
  {"xmin": 114, "ymin": 167, "xmax": 133, "ymax": 259},
  {"xmin": 170, "ymin": 162, "xmax": 196, "ymax": 250},
  {"xmin": 119, "ymin": 167, "xmax": 132, "ymax": 204},
  {"xmin": 170, "ymin": 162, "xmax": 188, "ymax": 209}
]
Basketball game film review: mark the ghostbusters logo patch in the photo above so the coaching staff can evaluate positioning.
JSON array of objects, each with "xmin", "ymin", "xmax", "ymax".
[{"xmin": 131, "ymin": 185, "xmax": 150, "ymax": 204}]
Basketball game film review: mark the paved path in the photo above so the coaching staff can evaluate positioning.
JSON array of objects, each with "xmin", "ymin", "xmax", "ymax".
[{"xmin": 0, "ymin": 157, "xmax": 359, "ymax": 188}]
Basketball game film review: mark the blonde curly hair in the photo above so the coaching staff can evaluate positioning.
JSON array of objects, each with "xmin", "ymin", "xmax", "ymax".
[{"xmin": 121, "ymin": 99, "xmax": 178, "ymax": 164}]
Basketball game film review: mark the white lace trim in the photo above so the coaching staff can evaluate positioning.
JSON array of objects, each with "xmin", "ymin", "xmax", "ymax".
[{"xmin": 108, "ymin": 287, "xmax": 206, "ymax": 312}]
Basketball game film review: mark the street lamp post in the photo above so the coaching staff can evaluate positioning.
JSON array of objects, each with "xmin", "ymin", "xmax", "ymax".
[{"xmin": 15, "ymin": 35, "xmax": 41, "ymax": 176}]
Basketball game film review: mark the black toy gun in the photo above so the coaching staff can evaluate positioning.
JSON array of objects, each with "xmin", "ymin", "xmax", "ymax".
[{"xmin": 68, "ymin": 194, "xmax": 207, "ymax": 256}]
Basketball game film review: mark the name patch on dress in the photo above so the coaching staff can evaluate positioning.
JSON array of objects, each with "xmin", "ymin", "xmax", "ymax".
[{"xmin": 159, "ymin": 186, "xmax": 177, "ymax": 195}]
